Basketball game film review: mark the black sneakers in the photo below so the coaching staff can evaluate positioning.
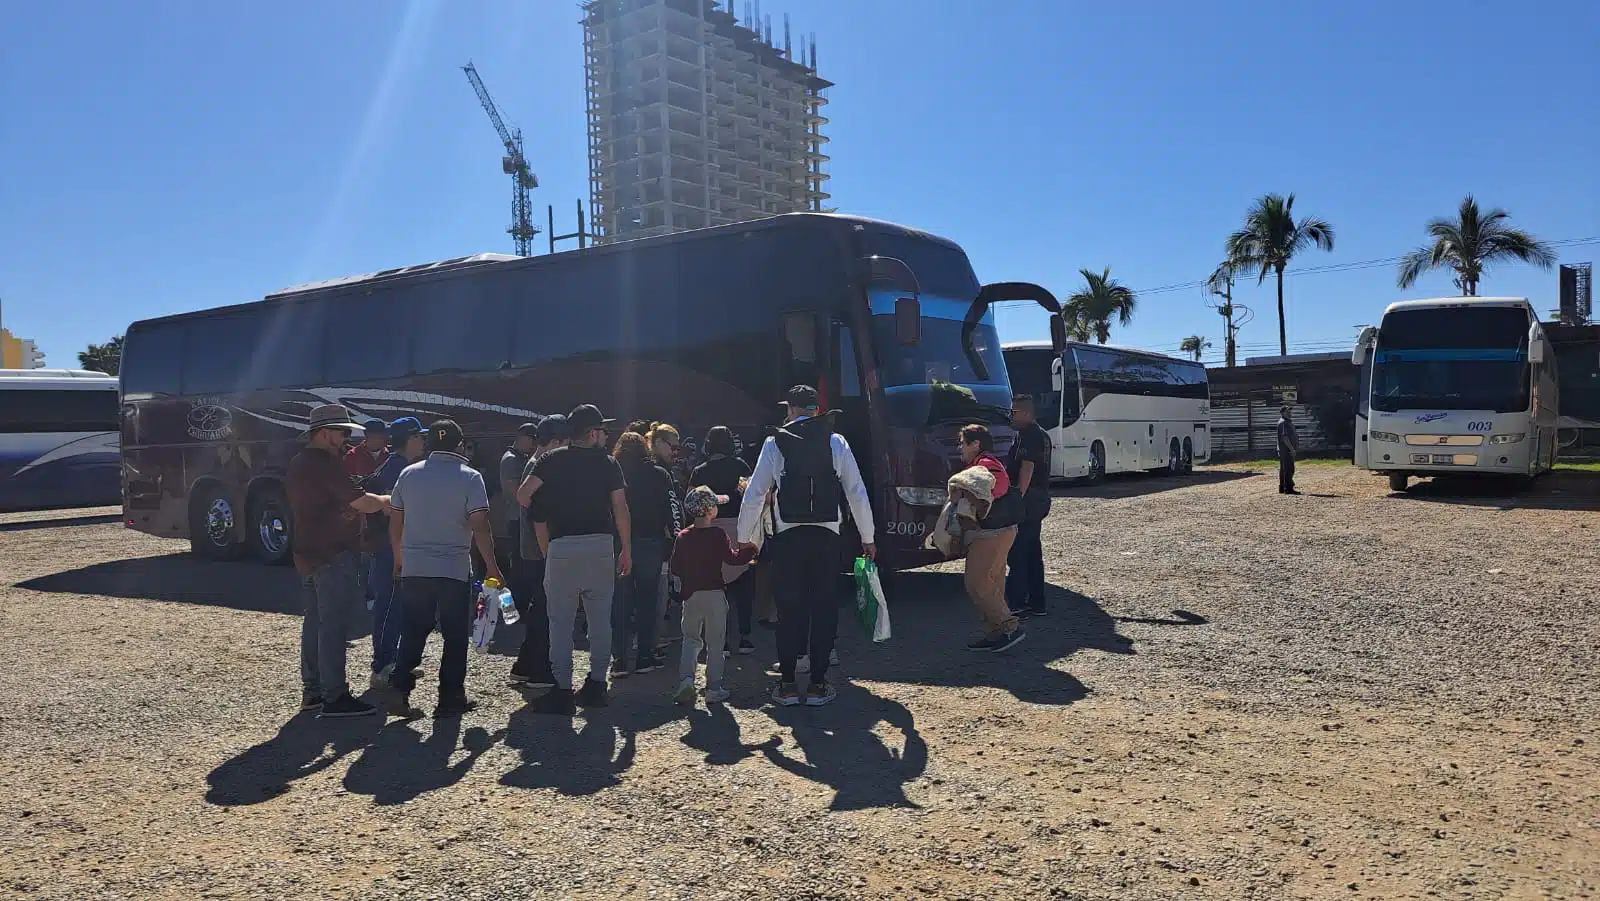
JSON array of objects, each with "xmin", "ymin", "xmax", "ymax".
[
  {"xmin": 633, "ymin": 652, "xmax": 665, "ymax": 674},
  {"xmin": 300, "ymin": 690, "xmax": 323, "ymax": 712},
  {"xmin": 509, "ymin": 667, "xmax": 556, "ymax": 689},
  {"xmin": 804, "ymin": 679, "xmax": 837, "ymax": 707},
  {"xmin": 386, "ymin": 692, "xmax": 425, "ymax": 720},
  {"xmin": 770, "ymin": 682, "xmax": 801, "ymax": 707},
  {"xmin": 966, "ymin": 629, "xmax": 1028, "ymax": 653},
  {"xmin": 318, "ymin": 692, "xmax": 378, "ymax": 719},
  {"xmin": 576, "ymin": 678, "xmax": 609, "ymax": 708},
  {"xmin": 736, "ymin": 637, "xmax": 756, "ymax": 655},
  {"xmin": 530, "ymin": 688, "xmax": 577, "ymax": 716}
]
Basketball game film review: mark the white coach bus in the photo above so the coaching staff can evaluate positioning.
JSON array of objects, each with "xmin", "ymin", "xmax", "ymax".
[
  {"xmin": 1003, "ymin": 341, "xmax": 1210, "ymax": 482},
  {"xmin": 1352, "ymin": 297, "xmax": 1558, "ymax": 492},
  {"xmin": 0, "ymin": 369, "xmax": 122, "ymax": 511}
]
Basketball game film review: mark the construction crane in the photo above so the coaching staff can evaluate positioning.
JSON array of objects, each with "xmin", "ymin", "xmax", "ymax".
[{"xmin": 462, "ymin": 61, "xmax": 538, "ymax": 256}]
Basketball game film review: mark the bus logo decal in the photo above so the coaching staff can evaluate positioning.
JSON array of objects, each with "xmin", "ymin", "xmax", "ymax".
[
  {"xmin": 1413, "ymin": 412, "xmax": 1447, "ymax": 424},
  {"xmin": 187, "ymin": 399, "xmax": 234, "ymax": 441}
]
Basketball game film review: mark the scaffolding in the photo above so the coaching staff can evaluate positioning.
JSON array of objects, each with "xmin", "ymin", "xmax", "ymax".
[{"xmin": 581, "ymin": 0, "xmax": 831, "ymax": 243}]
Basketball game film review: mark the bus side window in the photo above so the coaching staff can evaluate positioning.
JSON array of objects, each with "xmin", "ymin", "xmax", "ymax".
[
  {"xmin": 835, "ymin": 321, "xmax": 862, "ymax": 397},
  {"xmin": 783, "ymin": 311, "xmax": 821, "ymax": 393}
]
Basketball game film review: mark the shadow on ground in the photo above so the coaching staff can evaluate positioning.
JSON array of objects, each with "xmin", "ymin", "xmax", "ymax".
[
  {"xmin": 0, "ymin": 512, "xmax": 121, "ymax": 533},
  {"xmin": 1051, "ymin": 468, "xmax": 1257, "ymax": 501},
  {"xmin": 847, "ymin": 571, "xmax": 1145, "ymax": 706},
  {"xmin": 1388, "ymin": 470, "xmax": 1600, "ymax": 511},
  {"xmin": 18, "ymin": 553, "xmax": 303, "ymax": 614},
  {"xmin": 205, "ymin": 710, "xmax": 381, "ymax": 806},
  {"xmin": 753, "ymin": 681, "xmax": 928, "ymax": 810},
  {"xmin": 343, "ymin": 720, "xmax": 505, "ymax": 805}
]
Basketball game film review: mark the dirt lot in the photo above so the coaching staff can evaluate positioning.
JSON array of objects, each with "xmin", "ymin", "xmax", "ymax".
[{"xmin": 1, "ymin": 463, "xmax": 1597, "ymax": 901}]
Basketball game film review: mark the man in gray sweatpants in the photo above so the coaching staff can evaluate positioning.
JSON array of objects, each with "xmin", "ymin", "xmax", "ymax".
[{"xmin": 516, "ymin": 404, "xmax": 633, "ymax": 715}]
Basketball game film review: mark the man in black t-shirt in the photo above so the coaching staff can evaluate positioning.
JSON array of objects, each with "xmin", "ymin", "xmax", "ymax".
[
  {"xmin": 516, "ymin": 404, "xmax": 632, "ymax": 714},
  {"xmin": 1005, "ymin": 395, "xmax": 1053, "ymax": 617}
]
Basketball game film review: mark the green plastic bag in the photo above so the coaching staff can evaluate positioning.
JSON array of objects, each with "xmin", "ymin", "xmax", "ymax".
[{"xmin": 853, "ymin": 557, "xmax": 892, "ymax": 643}]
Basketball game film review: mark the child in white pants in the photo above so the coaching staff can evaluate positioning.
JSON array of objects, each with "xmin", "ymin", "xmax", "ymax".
[{"xmin": 670, "ymin": 486, "xmax": 756, "ymax": 705}]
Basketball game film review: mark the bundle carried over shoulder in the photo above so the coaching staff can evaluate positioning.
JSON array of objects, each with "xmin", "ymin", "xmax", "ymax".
[{"xmin": 928, "ymin": 464, "xmax": 996, "ymax": 558}]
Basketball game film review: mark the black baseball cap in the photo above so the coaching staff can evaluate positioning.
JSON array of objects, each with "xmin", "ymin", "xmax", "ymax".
[
  {"xmin": 782, "ymin": 384, "xmax": 820, "ymax": 408},
  {"xmin": 517, "ymin": 421, "xmax": 542, "ymax": 439},
  {"xmin": 537, "ymin": 414, "xmax": 571, "ymax": 442},
  {"xmin": 427, "ymin": 419, "xmax": 464, "ymax": 453},
  {"xmin": 568, "ymin": 404, "xmax": 616, "ymax": 433}
]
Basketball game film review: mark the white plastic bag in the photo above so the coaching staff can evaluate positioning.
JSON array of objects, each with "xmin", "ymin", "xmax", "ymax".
[{"xmin": 470, "ymin": 586, "xmax": 498, "ymax": 653}]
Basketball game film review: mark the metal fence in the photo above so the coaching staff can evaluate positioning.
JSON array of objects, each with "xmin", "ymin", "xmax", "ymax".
[{"xmin": 1210, "ymin": 391, "xmax": 1351, "ymax": 460}]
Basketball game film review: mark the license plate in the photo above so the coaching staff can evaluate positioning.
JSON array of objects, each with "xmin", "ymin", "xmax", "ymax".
[
  {"xmin": 1410, "ymin": 454, "xmax": 1429, "ymax": 464},
  {"xmin": 1431, "ymin": 454, "xmax": 1454, "ymax": 464}
]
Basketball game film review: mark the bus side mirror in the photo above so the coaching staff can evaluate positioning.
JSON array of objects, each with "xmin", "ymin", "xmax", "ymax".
[
  {"xmin": 895, "ymin": 297, "xmax": 921, "ymax": 345},
  {"xmin": 1050, "ymin": 358, "xmax": 1064, "ymax": 393},
  {"xmin": 1529, "ymin": 335, "xmax": 1545, "ymax": 364},
  {"xmin": 1049, "ymin": 314, "xmax": 1068, "ymax": 354},
  {"xmin": 1352, "ymin": 325, "xmax": 1377, "ymax": 365}
]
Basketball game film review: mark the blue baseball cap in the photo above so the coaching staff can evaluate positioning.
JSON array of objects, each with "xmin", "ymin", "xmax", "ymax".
[
  {"xmin": 387, "ymin": 416, "xmax": 423, "ymax": 443},
  {"xmin": 536, "ymin": 414, "xmax": 571, "ymax": 442},
  {"xmin": 361, "ymin": 417, "xmax": 388, "ymax": 433}
]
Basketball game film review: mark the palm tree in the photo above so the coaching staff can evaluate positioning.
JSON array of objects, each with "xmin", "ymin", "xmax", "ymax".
[
  {"xmin": 77, "ymin": 334, "xmax": 123, "ymax": 376},
  {"xmin": 1225, "ymin": 193, "xmax": 1335, "ymax": 357},
  {"xmin": 1179, "ymin": 335, "xmax": 1211, "ymax": 362},
  {"xmin": 1396, "ymin": 195, "xmax": 1556, "ymax": 296},
  {"xmin": 1064, "ymin": 267, "xmax": 1137, "ymax": 344}
]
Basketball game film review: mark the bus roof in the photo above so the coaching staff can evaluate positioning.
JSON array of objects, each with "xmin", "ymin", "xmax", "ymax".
[
  {"xmin": 0, "ymin": 369, "xmax": 117, "ymax": 381},
  {"xmin": 1001, "ymin": 339, "xmax": 1199, "ymax": 366},
  {"xmin": 1382, "ymin": 296, "xmax": 1531, "ymax": 316},
  {"xmin": 129, "ymin": 213, "xmax": 968, "ymax": 331}
]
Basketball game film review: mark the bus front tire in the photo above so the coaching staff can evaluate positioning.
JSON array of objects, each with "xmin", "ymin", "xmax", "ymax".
[
  {"xmin": 247, "ymin": 484, "xmax": 294, "ymax": 566},
  {"xmin": 1388, "ymin": 473, "xmax": 1410, "ymax": 493},
  {"xmin": 189, "ymin": 483, "xmax": 244, "ymax": 561}
]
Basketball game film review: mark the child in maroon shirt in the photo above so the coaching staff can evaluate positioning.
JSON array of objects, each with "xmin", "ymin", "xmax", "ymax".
[{"xmin": 670, "ymin": 486, "xmax": 757, "ymax": 705}]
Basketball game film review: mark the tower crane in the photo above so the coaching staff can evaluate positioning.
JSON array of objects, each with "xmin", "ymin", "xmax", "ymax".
[{"xmin": 462, "ymin": 61, "xmax": 538, "ymax": 256}]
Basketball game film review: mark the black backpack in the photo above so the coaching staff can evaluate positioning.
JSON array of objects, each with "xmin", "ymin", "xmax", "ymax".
[{"xmin": 774, "ymin": 413, "xmax": 841, "ymax": 524}]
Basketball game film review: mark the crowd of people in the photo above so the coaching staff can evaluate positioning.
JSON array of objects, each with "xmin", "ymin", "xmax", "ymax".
[{"xmin": 284, "ymin": 384, "xmax": 1053, "ymax": 721}]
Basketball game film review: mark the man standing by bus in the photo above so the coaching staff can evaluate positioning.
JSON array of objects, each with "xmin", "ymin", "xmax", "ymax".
[
  {"xmin": 509, "ymin": 414, "xmax": 569, "ymax": 689},
  {"xmin": 288, "ymin": 404, "xmax": 392, "ymax": 718},
  {"xmin": 496, "ymin": 422, "xmax": 540, "ymax": 582},
  {"xmin": 737, "ymin": 385, "xmax": 875, "ymax": 708},
  {"xmin": 385, "ymin": 419, "xmax": 503, "ymax": 719},
  {"xmin": 1005, "ymin": 395, "xmax": 1052, "ymax": 617},
  {"xmin": 516, "ymin": 405, "xmax": 632, "ymax": 714},
  {"xmin": 1277, "ymin": 406, "xmax": 1300, "ymax": 495}
]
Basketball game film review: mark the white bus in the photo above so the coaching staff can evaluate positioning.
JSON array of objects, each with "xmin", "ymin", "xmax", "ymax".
[
  {"xmin": 1352, "ymin": 297, "xmax": 1558, "ymax": 492},
  {"xmin": 1003, "ymin": 341, "xmax": 1210, "ymax": 482},
  {"xmin": 0, "ymin": 369, "xmax": 122, "ymax": 511}
]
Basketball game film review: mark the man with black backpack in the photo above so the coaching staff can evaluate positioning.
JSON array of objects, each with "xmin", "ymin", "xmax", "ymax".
[{"xmin": 737, "ymin": 385, "xmax": 875, "ymax": 708}]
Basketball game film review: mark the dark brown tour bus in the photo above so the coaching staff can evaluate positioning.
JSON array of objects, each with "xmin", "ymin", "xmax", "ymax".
[{"xmin": 120, "ymin": 213, "xmax": 1064, "ymax": 570}]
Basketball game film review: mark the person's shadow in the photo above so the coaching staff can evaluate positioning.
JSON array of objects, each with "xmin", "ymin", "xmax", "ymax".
[
  {"xmin": 680, "ymin": 702, "xmax": 764, "ymax": 766},
  {"xmin": 205, "ymin": 710, "xmax": 377, "ymax": 806},
  {"xmin": 341, "ymin": 718, "xmax": 505, "ymax": 806},
  {"xmin": 754, "ymin": 682, "xmax": 927, "ymax": 811},
  {"xmin": 498, "ymin": 704, "xmax": 641, "ymax": 796}
]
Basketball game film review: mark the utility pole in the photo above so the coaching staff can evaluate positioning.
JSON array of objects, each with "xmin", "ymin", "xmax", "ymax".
[{"xmin": 1206, "ymin": 263, "xmax": 1249, "ymax": 368}]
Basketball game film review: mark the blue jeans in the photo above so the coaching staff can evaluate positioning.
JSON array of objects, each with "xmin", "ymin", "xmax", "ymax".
[
  {"xmin": 369, "ymin": 545, "xmax": 403, "ymax": 674},
  {"xmin": 300, "ymin": 552, "xmax": 360, "ymax": 702},
  {"xmin": 612, "ymin": 536, "xmax": 667, "ymax": 664}
]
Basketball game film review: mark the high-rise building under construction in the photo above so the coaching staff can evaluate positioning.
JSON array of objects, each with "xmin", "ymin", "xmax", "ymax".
[{"xmin": 582, "ymin": 0, "xmax": 831, "ymax": 243}]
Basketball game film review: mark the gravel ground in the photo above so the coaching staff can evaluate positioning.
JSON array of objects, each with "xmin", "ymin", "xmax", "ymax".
[{"xmin": 1, "ymin": 464, "xmax": 1597, "ymax": 900}]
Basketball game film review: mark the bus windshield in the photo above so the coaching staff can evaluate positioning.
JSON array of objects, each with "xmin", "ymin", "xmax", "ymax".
[
  {"xmin": 871, "ymin": 301, "xmax": 1010, "ymax": 426},
  {"xmin": 1371, "ymin": 307, "xmax": 1531, "ymax": 413}
]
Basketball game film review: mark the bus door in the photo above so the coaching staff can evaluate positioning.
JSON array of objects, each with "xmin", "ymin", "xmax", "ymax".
[
  {"xmin": 1353, "ymin": 327, "xmax": 1375, "ymax": 467},
  {"xmin": 830, "ymin": 317, "xmax": 870, "ymax": 454}
]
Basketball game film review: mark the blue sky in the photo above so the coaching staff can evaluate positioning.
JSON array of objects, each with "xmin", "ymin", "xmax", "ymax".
[{"xmin": 2, "ymin": 0, "xmax": 1596, "ymax": 369}]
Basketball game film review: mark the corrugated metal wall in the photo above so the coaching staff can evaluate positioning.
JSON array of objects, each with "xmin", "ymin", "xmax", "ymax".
[{"xmin": 1209, "ymin": 394, "xmax": 1338, "ymax": 459}]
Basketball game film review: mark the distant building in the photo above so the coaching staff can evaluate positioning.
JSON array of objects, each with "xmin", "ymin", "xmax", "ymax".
[
  {"xmin": 1240, "ymin": 351, "xmax": 1350, "ymax": 367},
  {"xmin": 0, "ymin": 329, "xmax": 45, "ymax": 369},
  {"xmin": 582, "ymin": 0, "xmax": 832, "ymax": 242}
]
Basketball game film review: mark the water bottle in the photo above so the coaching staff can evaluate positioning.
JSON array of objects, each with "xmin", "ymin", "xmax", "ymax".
[{"xmin": 483, "ymin": 577, "xmax": 518, "ymax": 626}]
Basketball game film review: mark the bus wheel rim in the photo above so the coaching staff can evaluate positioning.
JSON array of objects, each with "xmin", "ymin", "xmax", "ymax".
[
  {"xmin": 205, "ymin": 498, "xmax": 234, "ymax": 546},
  {"xmin": 259, "ymin": 508, "xmax": 289, "ymax": 556}
]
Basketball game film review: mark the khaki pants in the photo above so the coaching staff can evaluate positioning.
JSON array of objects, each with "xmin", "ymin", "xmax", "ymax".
[
  {"xmin": 679, "ymin": 589, "xmax": 729, "ymax": 689},
  {"xmin": 964, "ymin": 526, "xmax": 1018, "ymax": 637}
]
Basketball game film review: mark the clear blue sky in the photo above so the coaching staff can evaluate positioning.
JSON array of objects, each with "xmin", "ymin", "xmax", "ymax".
[{"xmin": 3, "ymin": 0, "xmax": 1596, "ymax": 369}]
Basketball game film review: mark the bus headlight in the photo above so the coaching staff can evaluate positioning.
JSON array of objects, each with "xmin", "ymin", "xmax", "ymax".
[
  {"xmin": 1489, "ymin": 433, "xmax": 1525, "ymax": 444},
  {"xmin": 895, "ymin": 487, "xmax": 949, "ymax": 507},
  {"xmin": 1370, "ymin": 430, "xmax": 1400, "ymax": 443}
]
